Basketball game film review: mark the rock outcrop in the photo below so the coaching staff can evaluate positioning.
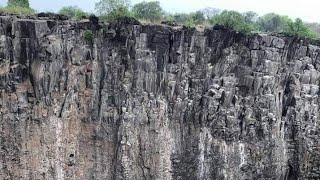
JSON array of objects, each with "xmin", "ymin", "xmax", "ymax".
[{"xmin": 0, "ymin": 15, "xmax": 319, "ymax": 180}]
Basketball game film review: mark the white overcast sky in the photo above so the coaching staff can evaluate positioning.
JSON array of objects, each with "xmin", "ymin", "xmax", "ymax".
[{"xmin": 0, "ymin": 0, "xmax": 318, "ymax": 22}]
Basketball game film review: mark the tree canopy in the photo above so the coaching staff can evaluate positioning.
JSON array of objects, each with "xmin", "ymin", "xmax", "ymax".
[
  {"xmin": 212, "ymin": 10, "xmax": 253, "ymax": 33},
  {"xmin": 243, "ymin": 11, "xmax": 258, "ymax": 24},
  {"xmin": 192, "ymin": 11, "xmax": 205, "ymax": 25},
  {"xmin": 7, "ymin": 0, "xmax": 30, "ymax": 8},
  {"xmin": 95, "ymin": 0, "xmax": 130, "ymax": 16},
  {"xmin": 132, "ymin": 1, "xmax": 163, "ymax": 22},
  {"xmin": 201, "ymin": 7, "xmax": 220, "ymax": 20},
  {"xmin": 285, "ymin": 18, "xmax": 319, "ymax": 39},
  {"xmin": 256, "ymin": 13, "xmax": 289, "ymax": 32},
  {"xmin": 59, "ymin": 6, "xmax": 87, "ymax": 20}
]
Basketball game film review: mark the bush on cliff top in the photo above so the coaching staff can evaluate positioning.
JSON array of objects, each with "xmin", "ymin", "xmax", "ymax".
[
  {"xmin": 284, "ymin": 18, "xmax": 320, "ymax": 39},
  {"xmin": 0, "ymin": 0, "xmax": 34, "ymax": 15},
  {"xmin": 95, "ymin": 0, "xmax": 133, "ymax": 21},
  {"xmin": 132, "ymin": 1, "xmax": 164, "ymax": 22},
  {"xmin": 212, "ymin": 10, "xmax": 253, "ymax": 34},
  {"xmin": 0, "ymin": 6, "xmax": 35, "ymax": 15},
  {"xmin": 58, "ymin": 6, "xmax": 88, "ymax": 20},
  {"xmin": 8, "ymin": 0, "xmax": 29, "ymax": 8}
]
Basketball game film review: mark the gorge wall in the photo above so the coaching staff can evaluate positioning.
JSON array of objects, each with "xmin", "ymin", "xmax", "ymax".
[{"xmin": 0, "ymin": 15, "xmax": 319, "ymax": 180}]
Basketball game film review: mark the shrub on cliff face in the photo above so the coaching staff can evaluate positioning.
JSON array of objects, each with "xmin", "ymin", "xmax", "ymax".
[
  {"xmin": 58, "ymin": 6, "xmax": 87, "ymax": 20},
  {"xmin": 83, "ymin": 30, "xmax": 94, "ymax": 44},
  {"xmin": 212, "ymin": 10, "xmax": 253, "ymax": 34}
]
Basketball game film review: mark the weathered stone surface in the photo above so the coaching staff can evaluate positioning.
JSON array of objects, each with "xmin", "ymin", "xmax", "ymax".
[{"xmin": 0, "ymin": 15, "xmax": 320, "ymax": 180}]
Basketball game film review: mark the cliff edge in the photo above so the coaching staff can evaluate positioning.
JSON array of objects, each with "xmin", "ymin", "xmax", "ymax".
[{"xmin": 0, "ymin": 15, "xmax": 319, "ymax": 180}]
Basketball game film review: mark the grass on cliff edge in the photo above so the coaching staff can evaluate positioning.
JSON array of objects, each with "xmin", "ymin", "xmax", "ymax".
[{"xmin": 0, "ymin": 6, "xmax": 35, "ymax": 15}]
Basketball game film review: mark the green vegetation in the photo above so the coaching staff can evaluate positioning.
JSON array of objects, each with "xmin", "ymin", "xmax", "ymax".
[
  {"xmin": 2, "ymin": 0, "xmax": 320, "ymax": 40},
  {"xmin": 306, "ymin": 23, "xmax": 320, "ymax": 35},
  {"xmin": 0, "ymin": 5, "xmax": 35, "ymax": 15},
  {"xmin": 8, "ymin": 0, "xmax": 29, "ymax": 8},
  {"xmin": 95, "ymin": 0, "xmax": 132, "ymax": 21},
  {"xmin": 285, "ymin": 18, "xmax": 320, "ymax": 39},
  {"xmin": 201, "ymin": 7, "xmax": 220, "ymax": 19},
  {"xmin": 256, "ymin": 13, "xmax": 289, "ymax": 32},
  {"xmin": 212, "ymin": 10, "xmax": 253, "ymax": 34},
  {"xmin": 168, "ymin": 11, "xmax": 205, "ymax": 27},
  {"xmin": 192, "ymin": 11, "xmax": 205, "ymax": 25},
  {"xmin": 58, "ymin": 6, "xmax": 88, "ymax": 20},
  {"xmin": 0, "ymin": 0, "xmax": 35, "ymax": 15},
  {"xmin": 243, "ymin": 11, "xmax": 258, "ymax": 24},
  {"xmin": 172, "ymin": 13, "xmax": 192, "ymax": 25},
  {"xmin": 184, "ymin": 18, "xmax": 195, "ymax": 28},
  {"xmin": 83, "ymin": 30, "xmax": 94, "ymax": 43},
  {"xmin": 132, "ymin": 1, "xmax": 163, "ymax": 22}
]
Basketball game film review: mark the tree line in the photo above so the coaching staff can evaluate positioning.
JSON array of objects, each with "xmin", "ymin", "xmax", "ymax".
[{"xmin": 2, "ymin": 0, "xmax": 320, "ymax": 39}]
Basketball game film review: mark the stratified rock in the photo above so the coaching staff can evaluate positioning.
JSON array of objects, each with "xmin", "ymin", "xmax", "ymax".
[{"xmin": 0, "ymin": 15, "xmax": 319, "ymax": 180}]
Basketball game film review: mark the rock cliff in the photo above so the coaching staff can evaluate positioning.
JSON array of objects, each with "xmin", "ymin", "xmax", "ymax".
[{"xmin": 0, "ymin": 15, "xmax": 319, "ymax": 180}]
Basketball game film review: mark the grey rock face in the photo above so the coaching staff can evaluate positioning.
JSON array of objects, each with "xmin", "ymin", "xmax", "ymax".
[{"xmin": 0, "ymin": 16, "xmax": 319, "ymax": 180}]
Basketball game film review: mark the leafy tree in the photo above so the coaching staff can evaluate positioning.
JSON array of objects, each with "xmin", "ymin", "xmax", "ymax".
[
  {"xmin": 243, "ymin": 11, "xmax": 258, "ymax": 24},
  {"xmin": 0, "ymin": 5, "xmax": 34, "ymax": 15},
  {"xmin": 184, "ymin": 18, "xmax": 195, "ymax": 28},
  {"xmin": 163, "ymin": 13, "xmax": 174, "ymax": 22},
  {"xmin": 3, "ymin": 0, "xmax": 34, "ymax": 15},
  {"xmin": 171, "ymin": 11, "xmax": 205, "ymax": 26},
  {"xmin": 107, "ymin": 6, "xmax": 132, "ymax": 20},
  {"xmin": 256, "ymin": 13, "xmax": 289, "ymax": 32},
  {"xmin": 212, "ymin": 10, "xmax": 253, "ymax": 33},
  {"xmin": 192, "ymin": 11, "xmax": 205, "ymax": 24},
  {"xmin": 201, "ymin": 7, "xmax": 220, "ymax": 19},
  {"xmin": 7, "ymin": 0, "xmax": 29, "ymax": 8},
  {"xmin": 132, "ymin": 1, "xmax": 163, "ymax": 22},
  {"xmin": 285, "ymin": 18, "xmax": 319, "ymax": 39},
  {"xmin": 59, "ymin": 6, "xmax": 87, "ymax": 20},
  {"xmin": 173, "ymin": 13, "xmax": 192, "ymax": 24},
  {"xmin": 305, "ymin": 22, "xmax": 320, "ymax": 34},
  {"xmin": 95, "ymin": 0, "xmax": 131, "ymax": 20}
]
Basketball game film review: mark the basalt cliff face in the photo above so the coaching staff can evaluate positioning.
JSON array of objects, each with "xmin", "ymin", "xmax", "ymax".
[{"xmin": 0, "ymin": 15, "xmax": 319, "ymax": 180}]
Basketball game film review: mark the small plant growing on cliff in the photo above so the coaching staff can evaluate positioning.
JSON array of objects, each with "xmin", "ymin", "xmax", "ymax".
[{"xmin": 83, "ymin": 30, "xmax": 94, "ymax": 44}]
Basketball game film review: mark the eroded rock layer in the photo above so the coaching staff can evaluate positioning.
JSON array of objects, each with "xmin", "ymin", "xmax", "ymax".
[{"xmin": 0, "ymin": 16, "xmax": 319, "ymax": 180}]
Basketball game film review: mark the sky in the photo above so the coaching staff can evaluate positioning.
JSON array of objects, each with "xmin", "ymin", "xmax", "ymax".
[{"xmin": 0, "ymin": 0, "xmax": 319, "ymax": 23}]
